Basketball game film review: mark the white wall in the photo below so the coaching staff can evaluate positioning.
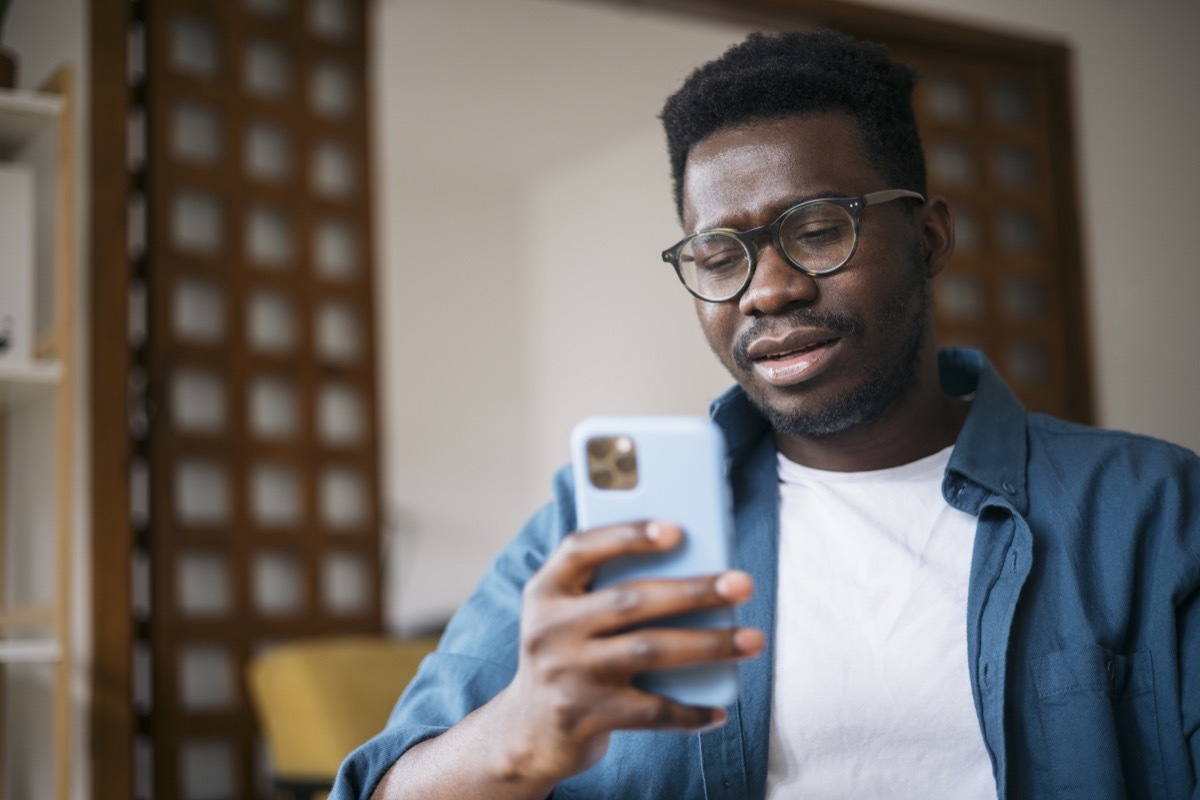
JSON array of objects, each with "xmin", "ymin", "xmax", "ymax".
[
  {"xmin": 525, "ymin": 123, "xmax": 733, "ymax": 485},
  {"xmin": 378, "ymin": 168, "xmax": 542, "ymax": 632},
  {"xmin": 375, "ymin": 0, "xmax": 1200, "ymax": 632},
  {"xmin": 374, "ymin": 0, "xmax": 752, "ymax": 632}
]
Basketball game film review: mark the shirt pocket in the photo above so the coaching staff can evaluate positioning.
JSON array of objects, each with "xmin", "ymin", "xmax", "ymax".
[{"xmin": 1031, "ymin": 648, "xmax": 1166, "ymax": 799}]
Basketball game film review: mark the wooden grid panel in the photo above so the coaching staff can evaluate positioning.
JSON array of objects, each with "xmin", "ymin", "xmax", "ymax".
[
  {"xmin": 139, "ymin": 0, "xmax": 380, "ymax": 796},
  {"xmin": 901, "ymin": 49, "xmax": 1093, "ymax": 421}
]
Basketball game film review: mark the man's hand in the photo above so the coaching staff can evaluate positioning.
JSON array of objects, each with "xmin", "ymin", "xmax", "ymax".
[
  {"xmin": 374, "ymin": 520, "xmax": 762, "ymax": 800},
  {"xmin": 495, "ymin": 520, "xmax": 762, "ymax": 783}
]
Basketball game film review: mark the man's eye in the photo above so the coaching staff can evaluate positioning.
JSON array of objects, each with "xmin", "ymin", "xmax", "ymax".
[
  {"xmin": 698, "ymin": 251, "xmax": 741, "ymax": 270},
  {"xmin": 798, "ymin": 225, "xmax": 841, "ymax": 242},
  {"xmin": 693, "ymin": 249, "xmax": 745, "ymax": 275},
  {"xmin": 688, "ymin": 235, "xmax": 744, "ymax": 273},
  {"xmin": 788, "ymin": 220, "xmax": 849, "ymax": 248}
]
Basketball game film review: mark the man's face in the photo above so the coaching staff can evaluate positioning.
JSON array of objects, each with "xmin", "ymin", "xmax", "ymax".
[{"xmin": 682, "ymin": 113, "xmax": 935, "ymax": 440}]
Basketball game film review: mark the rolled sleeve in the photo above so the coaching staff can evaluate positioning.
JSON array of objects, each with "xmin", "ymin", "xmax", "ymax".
[{"xmin": 331, "ymin": 470, "xmax": 576, "ymax": 800}]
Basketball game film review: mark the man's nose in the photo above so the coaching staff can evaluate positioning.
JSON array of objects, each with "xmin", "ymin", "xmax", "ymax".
[{"xmin": 737, "ymin": 240, "xmax": 818, "ymax": 316}]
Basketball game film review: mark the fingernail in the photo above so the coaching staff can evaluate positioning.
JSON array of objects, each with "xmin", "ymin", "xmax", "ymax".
[
  {"xmin": 714, "ymin": 571, "xmax": 744, "ymax": 598},
  {"xmin": 647, "ymin": 521, "xmax": 679, "ymax": 544},
  {"xmin": 734, "ymin": 628, "xmax": 765, "ymax": 654}
]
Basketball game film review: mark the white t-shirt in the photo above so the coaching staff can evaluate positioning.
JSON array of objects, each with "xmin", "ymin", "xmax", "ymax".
[{"xmin": 764, "ymin": 445, "xmax": 997, "ymax": 799}]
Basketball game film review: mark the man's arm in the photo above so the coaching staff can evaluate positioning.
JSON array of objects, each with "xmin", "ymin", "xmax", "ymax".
[{"xmin": 370, "ymin": 520, "xmax": 763, "ymax": 800}]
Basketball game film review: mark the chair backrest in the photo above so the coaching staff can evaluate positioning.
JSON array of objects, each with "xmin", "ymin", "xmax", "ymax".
[{"xmin": 246, "ymin": 634, "xmax": 440, "ymax": 781}]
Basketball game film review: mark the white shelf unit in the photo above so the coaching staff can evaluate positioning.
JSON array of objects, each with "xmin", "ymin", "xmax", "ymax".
[
  {"xmin": 0, "ymin": 639, "xmax": 62, "ymax": 664},
  {"xmin": 0, "ymin": 361, "xmax": 62, "ymax": 407},
  {"xmin": 0, "ymin": 90, "xmax": 64, "ymax": 158},
  {"xmin": 0, "ymin": 65, "xmax": 76, "ymax": 800}
]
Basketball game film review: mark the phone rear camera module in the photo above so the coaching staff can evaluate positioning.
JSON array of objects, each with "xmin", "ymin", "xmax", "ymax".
[
  {"xmin": 586, "ymin": 435, "xmax": 639, "ymax": 490},
  {"xmin": 587, "ymin": 437, "xmax": 612, "ymax": 459}
]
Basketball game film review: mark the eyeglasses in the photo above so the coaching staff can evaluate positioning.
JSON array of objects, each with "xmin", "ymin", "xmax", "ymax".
[{"xmin": 661, "ymin": 189, "xmax": 925, "ymax": 303}]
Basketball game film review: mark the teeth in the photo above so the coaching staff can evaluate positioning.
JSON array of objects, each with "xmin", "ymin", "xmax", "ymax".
[{"xmin": 768, "ymin": 342, "xmax": 820, "ymax": 360}]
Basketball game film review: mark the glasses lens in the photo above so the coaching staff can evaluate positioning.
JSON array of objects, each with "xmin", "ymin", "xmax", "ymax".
[
  {"xmin": 779, "ymin": 202, "xmax": 855, "ymax": 273},
  {"xmin": 678, "ymin": 233, "xmax": 750, "ymax": 300}
]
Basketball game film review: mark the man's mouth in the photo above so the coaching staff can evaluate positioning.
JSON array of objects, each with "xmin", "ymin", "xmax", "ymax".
[
  {"xmin": 732, "ymin": 310, "xmax": 861, "ymax": 387},
  {"xmin": 759, "ymin": 339, "xmax": 835, "ymax": 362},
  {"xmin": 747, "ymin": 334, "xmax": 841, "ymax": 386}
]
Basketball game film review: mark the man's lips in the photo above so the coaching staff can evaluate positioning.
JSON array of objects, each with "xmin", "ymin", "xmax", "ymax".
[
  {"xmin": 745, "ymin": 329, "xmax": 841, "ymax": 362},
  {"xmin": 731, "ymin": 310, "xmax": 861, "ymax": 384},
  {"xmin": 743, "ymin": 330, "xmax": 842, "ymax": 387}
]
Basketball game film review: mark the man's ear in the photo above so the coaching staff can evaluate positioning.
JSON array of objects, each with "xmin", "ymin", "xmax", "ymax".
[{"xmin": 920, "ymin": 196, "xmax": 955, "ymax": 278}]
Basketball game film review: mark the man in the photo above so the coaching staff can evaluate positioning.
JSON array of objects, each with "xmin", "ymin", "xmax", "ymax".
[{"xmin": 335, "ymin": 31, "xmax": 1200, "ymax": 799}]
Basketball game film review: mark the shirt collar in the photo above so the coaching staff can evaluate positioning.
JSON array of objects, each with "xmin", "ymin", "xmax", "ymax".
[
  {"xmin": 940, "ymin": 347, "xmax": 1030, "ymax": 514},
  {"xmin": 708, "ymin": 347, "xmax": 1030, "ymax": 513},
  {"xmin": 709, "ymin": 383, "xmax": 772, "ymax": 466}
]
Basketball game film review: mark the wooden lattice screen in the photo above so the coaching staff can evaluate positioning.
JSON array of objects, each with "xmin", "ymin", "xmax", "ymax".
[
  {"xmin": 901, "ymin": 48, "xmax": 1092, "ymax": 422},
  {"xmin": 126, "ymin": 0, "xmax": 381, "ymax": 796}
]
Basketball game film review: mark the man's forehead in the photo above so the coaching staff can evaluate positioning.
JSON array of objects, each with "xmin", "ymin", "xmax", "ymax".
[{"xmin": 680, "ymin": 113, "xmax": 875, "ymax": 232}]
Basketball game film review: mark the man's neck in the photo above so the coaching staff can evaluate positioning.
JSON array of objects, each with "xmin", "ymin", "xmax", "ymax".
[{"xmin": 772, "ymin": 372, "xmax": 971, "ymax": 473}]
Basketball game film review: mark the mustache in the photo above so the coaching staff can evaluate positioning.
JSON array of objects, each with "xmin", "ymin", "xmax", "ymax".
[{"xmin": 732, "ymin": 309, "xmax": 863, "ymax": 371}]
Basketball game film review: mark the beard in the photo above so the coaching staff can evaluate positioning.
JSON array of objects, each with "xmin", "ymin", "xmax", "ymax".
[{"xmin": 730, "ymin": 254, "xmax": 932, "ymax": 440}]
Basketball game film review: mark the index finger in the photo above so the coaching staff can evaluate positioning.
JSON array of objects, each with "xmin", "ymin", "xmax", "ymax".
[{"xmin": 540, "ymin": 520, "xmax": 682, "ymax": 595}]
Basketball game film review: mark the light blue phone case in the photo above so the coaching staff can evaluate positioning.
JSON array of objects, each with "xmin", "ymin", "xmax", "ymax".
[{"xmin": 569, "ymin": 415, "xmax": 740, "ymax": 708}]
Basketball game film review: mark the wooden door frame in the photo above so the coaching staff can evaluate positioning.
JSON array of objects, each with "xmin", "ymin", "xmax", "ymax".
[{"xmin": 90, "ymin": 0, "xmax": 137, "ymax": 796}]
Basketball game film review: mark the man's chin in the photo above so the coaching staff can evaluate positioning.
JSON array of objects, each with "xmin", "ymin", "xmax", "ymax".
[
  {"xmin": 753, "ymin": 396, "xmax": 873, "ymax": 440},
  {"xmin": 743, "ymin": 375, "xmax": 905, "ymax": 441}
]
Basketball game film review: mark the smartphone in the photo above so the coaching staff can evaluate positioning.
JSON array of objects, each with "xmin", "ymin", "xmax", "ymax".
[{"xmin": 569, "ymin": 415, "xmax": 739, "ymax": 708}]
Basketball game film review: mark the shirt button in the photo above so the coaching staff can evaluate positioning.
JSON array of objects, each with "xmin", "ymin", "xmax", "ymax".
[{"xmin": 1002, "ymin": 481, "xmax": 1016, "ymax": 494}]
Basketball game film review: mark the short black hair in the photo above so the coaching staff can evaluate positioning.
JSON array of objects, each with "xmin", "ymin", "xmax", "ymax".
[{"xmin": 660, "ymin": 30, "xmax": 926, "ymax": 220}]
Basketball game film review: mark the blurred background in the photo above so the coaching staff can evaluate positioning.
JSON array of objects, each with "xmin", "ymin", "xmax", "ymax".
[{"xmin": 0, "ymin": 0, "xmax": 1197, "ymax": 797}]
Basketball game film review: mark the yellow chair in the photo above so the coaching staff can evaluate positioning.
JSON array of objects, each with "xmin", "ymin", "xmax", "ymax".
[{"xmin": 246, "ymin": 634, "xmax": 440, "ymax": 800}]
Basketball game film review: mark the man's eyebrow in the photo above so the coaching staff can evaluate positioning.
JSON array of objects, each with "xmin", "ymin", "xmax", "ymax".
[{"xmin": 693, "ymin": 190, "xmax": 853, "ymax": 234}]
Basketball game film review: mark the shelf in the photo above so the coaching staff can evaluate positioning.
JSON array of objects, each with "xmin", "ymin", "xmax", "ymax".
[
  {"xmin": 0, "ymin": 604, "xmax": 56, "ymax": 632},
  {"xmin": 0, "ymin": 638, "xmax": 62, "ymax": 664},
  {"xmin": 0, "ymin": 88, "xmax": 65, "ymax": 159},
  {"xmin": 0, "ymin": 62, "xmax": 76, "ymax": 800},
  {"xmin": 0, "ymin": 360, "xmax": 62, "ymax": 409}
]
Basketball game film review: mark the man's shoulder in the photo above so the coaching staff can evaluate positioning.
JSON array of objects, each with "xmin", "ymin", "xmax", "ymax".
[
  {"xmin": 945, "ymin": 345, "xmax": 1199, "ymax": 484},
  {"xmin": 1026, "ymin": 411, "xmax": 1199, "ymax": 471},
  {"xmin": 1022, "ymin": 412, "xmax": 1200, "ymax": 529}
]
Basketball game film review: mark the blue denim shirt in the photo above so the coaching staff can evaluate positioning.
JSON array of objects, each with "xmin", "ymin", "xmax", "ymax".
[{"xmin": 334, "ymin": 349, "xmax": 1200, "ymax": 799}]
